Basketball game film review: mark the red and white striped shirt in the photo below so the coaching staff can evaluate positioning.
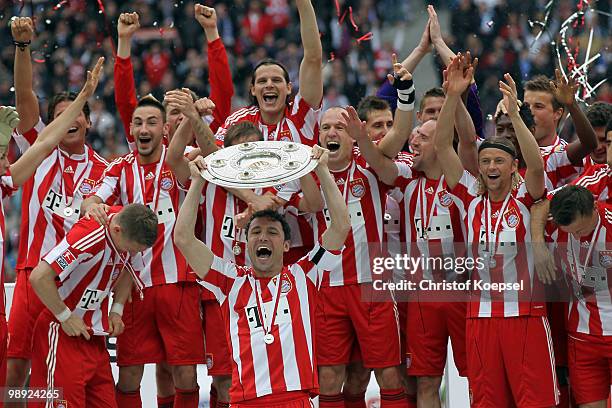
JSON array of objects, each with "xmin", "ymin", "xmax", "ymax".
[
  {"xmin": 0, "ymin": 173, "xmax": 15, "ymax": 314},
  {"xmin": 569, "ymin": 164, "xmax": 612, "ymax": 204},
  {"xmin": 94, "ymin": 147, "xmax": 190, "ymax": 287},
  {"xmin": 450, "ymin": 171, "xmax": 545, "ymax": 318},
  {"xmin": 201, "ymin": 243, "xmax": 340, "ymax": 402},
  {"xmin": 394, "ymin": 168, "xmax": 467, "ymax": 281},
  {"xmin": 308, "ymin": 149, "xmax": 402, "ymax": 286},
  {"xmin": 550, "ymin": 204, "xmax": 612, "ymax": 336},
  {"xmin": 13, "ymin": 119, "xmax": 108, "ymax": 270},
  {"xmin": 42, "ymin": 208, "xmax": 130, "ymax": 335},
  {"xmin": 214, "ymin": 93, "xmax": 319, "ymax": 146}
]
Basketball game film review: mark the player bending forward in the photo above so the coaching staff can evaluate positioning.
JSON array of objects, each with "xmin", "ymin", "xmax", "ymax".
[{"xmin": 174, "ymin": 146, "xmax": 350, "ymax": 407}]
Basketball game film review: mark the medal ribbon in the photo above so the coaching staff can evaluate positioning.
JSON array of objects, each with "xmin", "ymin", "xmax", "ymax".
[
  {"xmin": 251, "ymin": 273, "xmax": 283, "ymax": 341},
  {"xmin": 483, "ymin": 192, "xmax": 512, "ymax": 259},
  {"xmin": 417, "ymin": 176, "xmax": 445, "ymax": 240},
  {"xmin": 105, "ymin": 214, "xmax": 144, "ymax": 299},
  {"xmin": 58, "ymin": 146, "xmax": 90, "ymax": 208},
  {"xmin": 135, "ymin": 145, "xmax": 166, "ymax": 211},
  {"xmin": 569, "ymin": 213, "xmax": 601, "ymax": 281}
]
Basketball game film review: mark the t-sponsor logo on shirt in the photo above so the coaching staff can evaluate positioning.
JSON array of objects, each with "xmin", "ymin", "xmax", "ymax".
[
  {"xmin": 504, "ymin": 207, "xmax": 520, "ymax": 229},
  {"xmin": 438, "ymin": 190, "xmax": 452, "ymax": 207},
  {"xmin": 350, "ymin": 178, "xmax": 365, "ymax": 198},
  {"xmin": 599, "ymin": 250, "xmax": 612, "ymax": 268},
  {"xmin": 56, "ymin": 249, "xmax": 77, "ymax": 270},
  {"xmin": 160, "ymin": 172, "xmax": 174, "ymax": 191}
]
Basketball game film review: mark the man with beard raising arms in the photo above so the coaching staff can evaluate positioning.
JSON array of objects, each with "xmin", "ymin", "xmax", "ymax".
[
  {"xmin": 81, "ymin": 95, "xmax": 203, "ymax": 408},
  {"xmin": 6, "ymin": 18, "xmax": 109, "ymax": 404}
]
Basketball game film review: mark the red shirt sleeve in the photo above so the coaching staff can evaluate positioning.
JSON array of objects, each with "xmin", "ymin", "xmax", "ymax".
[
  {"xmin": 114, "ymin": 56, "xmax": 138, "ymax": 150},
  {"xmin": 207, "ymin": 38, "xmax": 234, "ymax": 133}
]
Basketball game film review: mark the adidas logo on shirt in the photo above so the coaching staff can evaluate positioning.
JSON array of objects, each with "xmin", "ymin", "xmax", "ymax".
[
  {"xmin": 64, "ymin": 165, "xmax": 74, "ymax": 174},
  {"xmin": 425, "ymin": 186, "xmax": 434, "ymax": 194},
  {"xmin": 145, "ymin": 172, "xmax": 155, "ymax": 180}
]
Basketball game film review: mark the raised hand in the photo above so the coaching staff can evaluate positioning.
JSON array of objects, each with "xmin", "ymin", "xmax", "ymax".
[
  {"xmin": 10, "ymin": 16, "xmax": 34, "ymax": 43},
  {"xmin": 195, "ymin": 4, "xmax": 217, "ymax": 30},
  {"xmin": 81, "ymin": 57, "xmax": 105, "ymax": 98},
  {"xmin": 194, "ymin": 97, "xmax": 216, "ymax": 117},
  {"xmin": 188, "ymin": 156, "xmax": 207, "ymax": 179},
  {"xmin": 0, "ymin": 107, "xmax": 20, "ymax": 142},
  {"xmin": 387, "ymin": 53, "xmax": 413, "ymax": 88},
  {"xmin": 499, "ymin": 73, "xmax": 520, "ymax": 115},
  {"xmin": 165, "ymin": 88, "xmax": 199, "ymax": 120},
  {"xmin": 118, "ymin": 12, "xmax": 140, "ymax": 39},
  {"xmin": 550, "ymin": 68, "xmax": 578, "ymax": 106},
  {"xmin": 340, "ymin": 106, "xmax": 368, "ymax": 142},
  {"xmin": 417, "ymin": 17, "xmax": 432, "ymax": 54},
  {"xmin": 311, "ymin": 144, "xmax": 329, "ymax": 169},
  {"xmin": 445, "ymin": 53, "xmax": 475, "ymax": 95},
  {"xmin": 427, "ymin": 5, "xmax": 443, "ymax": 45}
]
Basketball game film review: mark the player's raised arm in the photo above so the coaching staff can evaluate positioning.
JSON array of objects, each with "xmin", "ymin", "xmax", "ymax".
[
  {"xmin": 115, "ymin": 12, "xmax": 140, "ymax": 143},
  {"xmin": 11, "ymin": 17, "xmax": 39, "ymax": 134},
  {"xmin": 377, "ymin": 55, "xmax": 416, "ymax": 159},
  {"xmin": 174, "ymin": 157, "xmax": 214, "ymax": 279},
  {"xmin": 400, "ymin": 13, "xmax": 431, "ymax": 74},
  {"xmin": 500, "ymin": 73, "xmax": 545, "ymax": 200},
  {"xmin": 166, "ymin": 119, "xmax": 194, "ymax": 185},
  {"xmin": 343, "ymin": 106, "xmax": 399, "ymax": 185},
  {"xmin": 296, "ymin": 0, "xmax": 323, "ymax": 108},
  {"xmin": 195, "ymin": 4, "xmax": 234, "ymax": 129},
  {"xmin": 550, "ymin": 69, "xmax": 597, "ymax": 165},
  {"xmin": 10, "ymin": 57, "xmax": 105, "ymax": 187},
  {"xmin": 434, "ymin": 55, "xmax": 472, "ymax": 189},
  {"xmin": 313, "ymin": 146, "xmax": 350, "ymax": 251}
]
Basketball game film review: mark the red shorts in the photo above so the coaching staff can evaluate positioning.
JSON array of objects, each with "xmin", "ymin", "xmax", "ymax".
[
  {"xmin": 203, "ymin": 300, "xmax": 232, "ymax": 376},
  {"xmin": 467, "ymin": 316, "xmax": 559, "ymax": 408},
  {"xmin": 116, "ymin": 282, "xmax": 205, "ymax": 366},
  {"xmin": 29, "ymin": 311, "xmax": 116, "ymax": 408},
  {"xmin": 7, "ymin": 268, "xmax": 44, "ymax": 359},
  {"xmin": 568, "ymin": 332, "xmax": 612, "ymax": 405},
  {"xmin": 397, "ymin": 301, "xmax": 407, "ymax": 360},
  {"xmin": 231, "ymin": 391, "xmax": 311, "ymax": 407},
  {"xmin": 406, "ymin": 301, "xmax": 467, "ymax": 377},
  {"xmin": 547, "ymin": 302, "xmax": 568, "ymax": 367},
  {"xmin": 316, "ymin": 283, "xmax": 400, "ymax": 368}
]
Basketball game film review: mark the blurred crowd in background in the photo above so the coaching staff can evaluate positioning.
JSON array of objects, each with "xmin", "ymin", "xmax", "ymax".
[{"xmin": 0, "ymin": 0, "xmax": 609, "ymax": 280}]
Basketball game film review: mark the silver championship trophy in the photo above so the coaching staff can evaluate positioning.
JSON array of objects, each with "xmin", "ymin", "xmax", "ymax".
[{"xmin": 200, "ymin": 141, "xmax": 317, "ymax": 188}]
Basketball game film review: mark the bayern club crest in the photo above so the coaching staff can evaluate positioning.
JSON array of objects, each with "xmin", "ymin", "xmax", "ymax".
[
  {"xmin": 504, "ymin": 207, "xmax": 520, "ymax": 229},
  {"xmin": 350, "ymin": 178, "xmax": 366, "ymax": 198},
  {"xmin": 438, "ymin": 190, "xmax": 452, "ymax": 207},
  {"xmin": 80, "ymin": 179, "xmax": 94, "ymax": 195},
  {"xmin": 205, "ymin": 353, "xmax": 214, "ymax": 369},
  {"xmin": 160, "ymin": 174, "xmax": 174, "ymax": 191},
  {"xmin": 599, "ymin": 251, "xmax": 612, "ymax": 268},
  {"xmin": 278, "ymin": 273, "xmax": 293, "ymax": 294}
]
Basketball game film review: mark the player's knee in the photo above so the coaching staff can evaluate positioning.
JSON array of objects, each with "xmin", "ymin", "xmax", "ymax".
[
  {"xmin": 171, "ymin": 364, "xmax": 197, "ymax": 389},
  {"xmin": 416, "ymin": 376, "xmax": 442, "ymax": 396},
  {"xmin": 155, "ymin": 363, "xmax": 176, "ymax": 397},
  {"xmin": 344, "ymin": 365, "xmax": 371, "ymax": 394},
  {"xmin": 6, "ymin": 359, "xmax": 30, "ymax": 386},
  {"xmin": 373, "ymin": 366, "xmax": 403, "ymax": 389},
  {"xmin": 318, "ymin": 365, "xmax": 346, "ymax": 394},
  {"xmin": 117, "ymin": 365, "xmax": 145, "ymax": 392},
  {"xmin": 212, "ymin": 375, "xmax": 232, "ymax": 401}
]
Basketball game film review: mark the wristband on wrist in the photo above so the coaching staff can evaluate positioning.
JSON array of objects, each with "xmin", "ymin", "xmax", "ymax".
[
  {"xmin": 110, "ymin": 303, "xmax": 124, "ymax": 316},
  {"xmin": 13, "ymin": 40, "xmax": 31, "ymax": 51},
  {"xmin": 393, "ymin": 76, "xmax": 415, "ymax": 111},
  {"xmin": 55, "ymin": 307, "xmax": 71, "ymax": 323}
]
